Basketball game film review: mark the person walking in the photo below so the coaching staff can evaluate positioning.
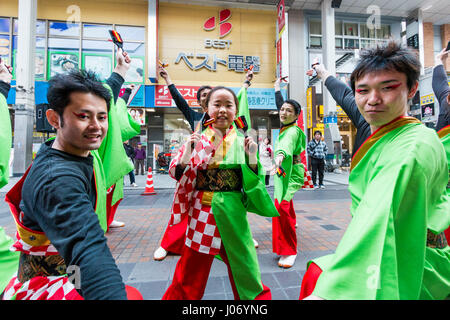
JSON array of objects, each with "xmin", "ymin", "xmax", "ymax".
[
  {"xmin": 259, "ymin": 137, "xmax": 273, "ymax": 186},
  {"xmin": 134, "ymin": 143, "xmax": 146, "ymax": 175},
  {"xmin": 307, "ymin": 131, "xmax": 328, "ymax": 189},
  {"xmin": 123, "ymin": 140, "xmax": 137, "ymax": 187}
]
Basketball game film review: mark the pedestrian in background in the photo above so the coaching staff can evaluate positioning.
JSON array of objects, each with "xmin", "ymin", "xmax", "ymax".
[
  {"xmin": 134, "ymin": 142, "xmax": 146, "ymax": 175},
  {"xmin": 307, "ymin": 131, "xmax": 328, "ymax": 189},
  {"xmin": 259, "ymin": 137, "xmax": 273, "ymax": 186},
  {"xmin": 123, "ymin": 140, "xmax": 137, "ymax": 187}
]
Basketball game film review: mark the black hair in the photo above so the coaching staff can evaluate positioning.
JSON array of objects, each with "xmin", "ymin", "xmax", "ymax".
[
  {"xmin": 314, "ymin": 130, "xmax": 322, "ymax": 136},
  {"xmin": 47, "ymin": 69, "xmax": 112, "ymax": 126},
  {"xmin": 197, "ymin": 85, "xmax": 212, "ymax": 103},
  {"xmin": 350, "ymin": 41, "xmax": 421, "ymax": 93},
  {"xmin": 205, "ymin": 86, "xmax": 239, "ymax": 113},
  {"xmin": 284, "ymin": 99, "xmax": 301, "ymax": 115}
]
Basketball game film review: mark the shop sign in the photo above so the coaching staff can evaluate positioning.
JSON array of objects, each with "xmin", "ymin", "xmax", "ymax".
[
  {"xmin": 155, "ymin": 84, "xmax": 201, "ymax": 108},
  {"xmin": 128, "ymin": 107, "xmax": 146, "ymax": 125},
  {"xmin": 277, "ymin": 0, "xmax": 286, "ymax": 38},
  {"xmin": 173, "ymin": 9, "xmax": 261, "ymax": 73}
]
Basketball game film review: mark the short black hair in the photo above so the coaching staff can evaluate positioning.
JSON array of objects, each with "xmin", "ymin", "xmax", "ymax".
[
  {"xmin": 205, "ymin": 86, "xmax": 239, "ymax": 113},
  {"xmin": 350, "ymin": 41, "xmax": 421, "ymax": 93},
  {"xmin": 314, "ymin": 130, "xmax": 322, "ymax": 136},
  {"xmin": 284, "ymin": 99, "xmax": 301, "ymax": 115},
  {"xmin": 197, "ymin": 85, "xmax": 212, "ymax": 103},
  {"xmin": 47, "ymin": 69, "xmax": 112, "ymax": 125}
]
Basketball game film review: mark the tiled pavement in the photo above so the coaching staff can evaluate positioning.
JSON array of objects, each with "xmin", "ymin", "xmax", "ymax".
[{"xmin": 0, "ymin": 171, "xmax": 352, "ymax": 300}]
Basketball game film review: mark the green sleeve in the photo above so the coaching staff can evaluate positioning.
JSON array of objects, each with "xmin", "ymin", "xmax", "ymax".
[
  {"xmin": 96, "ymin": 84, "xmax": 134, "ymax": 189},
  {"xmin": 115, "ymin": 97, "xmax": 141, "ymax": 142},
  {"xmin": 0, "ymin": 94, "xmax": 11, "ymax": 188},
  {"xmin": 236, "ymin": 87, "xmax": 251, "ymax": 131},
  {"xmin": 313, "ymin": 152, "xmax": 449, "ymax": 300}
]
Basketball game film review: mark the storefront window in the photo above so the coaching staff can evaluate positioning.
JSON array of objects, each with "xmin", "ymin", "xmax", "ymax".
[
  {"xmin": 82, "ymin": 40, "xmax": 113, "ymax": 80},
  {"xmin": 163, "ymin": 114, "xmax": 191, "ymax": 155},
  {"xmin": 360, "ymin": 24, "xmax": 376, "ymax": 39},
  {"xmin": 49, "ymin": 21, "xmax": 80, "ymax": 37},
  {"xmin": 344, "ymin": 38, "xmax": 359, "ymax": 49},
  {"xmin": 0, "ymin": 34, "xmax": 10, "ymax": 63},
  {"xmin": 48, "ymin": 38, "xmax": 79, "ymax": 78},
  {"xmin": 335, "ymin": 37, "xmax": 343, "ymax": 49},
  {"xmin": 0, "ymin": 18, "xmax": 10, "ymax": 33},
  {"xmin": 115, "ymin": 25, "xmax": 145, "ymax": 41},
  {"xmin": 14, "ymin": 19, "xmax": 46, "ymax": 35},
  {"xmin": 335, "ymin": 21, "xmax": 342, "ymax": 35},
  {"xmin": 344, "ymin": 22, "xmax": 358, "ymax": 37},
  {"xmin": 309, "ymin": 19, "xmax": 321, "ymax": 35},
  {"xmin": 310, "ymin": 36, "xmax": 322, "ymax": 48},
  {"xmin": 377, "ymin": 24, "xmax": 391, "ymax": 39},
  {"xmin": 83, "ymin": 23, "xmax": 111, "ymax": 39}
]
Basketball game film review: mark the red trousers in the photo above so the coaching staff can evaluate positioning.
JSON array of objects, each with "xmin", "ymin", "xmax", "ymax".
[
  {"xmin": 105, "ymin": 184, "xmax": 122, "ymax": 232},
  {"xmin": 160, "ymin": 214, "xmax": 188, "ymax": 255},
  {"xmin": 272, "ymin": 199, "xmax": 297, "ymax": 255},
  {"xmin": 298, "ymin": 262, "xmax": 322, "ymax": 300},
  {"xmin": 162, "ymin": 246, "xmax": 271, "ymax": 300}
]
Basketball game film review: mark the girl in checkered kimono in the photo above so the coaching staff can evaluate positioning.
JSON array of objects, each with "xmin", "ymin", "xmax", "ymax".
[{"xmin": 162, "ymin": 87, "xmax": 279, "ymax": 300}]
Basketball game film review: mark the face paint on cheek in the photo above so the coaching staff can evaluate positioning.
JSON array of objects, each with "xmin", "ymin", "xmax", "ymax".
[{"xmin": 72, "ymin": 112, "xmax": 87, "ymax": 117}]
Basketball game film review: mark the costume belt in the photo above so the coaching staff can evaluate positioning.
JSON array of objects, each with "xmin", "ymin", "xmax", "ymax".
[
  {"xmin": 293, "ymin": 155, "xmax": 301, "ymax": 165},
  {"xmin": 426, "ymin": 230, "xmax": 447, "ymax": 249},
  {"xmin": 17, "ymin": 252, "xmax": 67, "ymax": 283},
  {"xmin": 196, "ymin": 168, "xmax": 243, "ymax": 192}
]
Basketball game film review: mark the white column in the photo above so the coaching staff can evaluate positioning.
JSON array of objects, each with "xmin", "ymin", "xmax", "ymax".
[
  {"xmin": 287, "ymin": 10, "xmax": 307, "ymax": 130},
  {"xmin": 13, "ymin": 0, "xmax": 36, "ymax": 176},
  {"xmin": 417, "ymin": 8, "xmax": 425, "ymax": 75},
  {"xmin": 321, "ymin": 0, "xmax": 341, "ymax": 163},
  {"xmin": 147, "ymin": 0, "xmax": 158, "ymax": 83}
]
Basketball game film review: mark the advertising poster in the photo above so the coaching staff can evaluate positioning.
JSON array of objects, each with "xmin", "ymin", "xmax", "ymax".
[
  {"xmin": 83, "ymin": 53, "xmax": 112, "ymax": 80},
  {"xmin": 128, "ymin": 107, "xmax": 146, "ymax": 125},
  {"xmin": 125, "ymin": 56, "xmax": 145, "ymax": 84},
  {"xmin": 48, "ymin": 51, "xmax": 79, "ymax": 78}
]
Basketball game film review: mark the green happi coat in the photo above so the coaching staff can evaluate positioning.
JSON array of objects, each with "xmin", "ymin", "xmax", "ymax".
[
  {"xmin": 0, "ymin": 90, "xmax": 19, "ymax": 292},
  {"xmin": 92, "ymin": 89, "xmax": 140, "ymax": 232},
  {"xmin": 274, "ymin": 123, "xmax": 306, "ymax": 202},
  {"xmin": 201, "ymin": 125, "xmax": 279, "ymax": 299},
  {"xmin": 311, "ymin": 117, "xmax": 450, "ymax": 300}
]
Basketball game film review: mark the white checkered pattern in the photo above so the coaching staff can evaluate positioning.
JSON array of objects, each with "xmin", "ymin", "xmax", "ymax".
[
  {"xmin": 184, "ymin": 190, "xmax": 221, "ymax": 255},
  {"xmin": 2, "ymin": 275, "xmax": 82, "ymax": 300},
  {"xmin": 169, "ymin": 136, "xmax": 215, "ymax": 226},
  {"xmin": 302, "ymin": 164, "xmax": 314, "ymax": 189},
  {"xmin": 10, "ymin": 235, "xmax": 59, "ymax": 256}
]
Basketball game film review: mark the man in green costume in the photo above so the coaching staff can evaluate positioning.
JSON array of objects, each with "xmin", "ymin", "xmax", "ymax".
[
  {"xmin": 300, "ymin": 41, "xmax": 449, "ymax": 300},
  {"xmin": 163, "ymin": 86, "xmax": 279, "ymax": 300},
  {"xmin": 0, "ymin": 60, "xmax": 20, "ymax": 294}
]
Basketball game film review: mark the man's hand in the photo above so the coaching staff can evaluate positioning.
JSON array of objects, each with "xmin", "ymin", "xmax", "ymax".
[
  {"xmin": 306, "ymin": 63, "xmax": 331, "ymax": 81},
  {"xmin": 158, "ymin": 65, "xmax": 172, "ymax": 85},
  {"xmin": 435, "ymin": 48, "xmax": 449, "ymax": 67},
  {"xmin": 0, "ymin": 59, "xmax": 13, "ymax": 84},
  {"xmin": 274, "ymin": 78, "xmax": 281, "ymax": 92},
  {"xmin": 113, "ymin": 47, "xmax": 131, "ymax": 79},
  {"xmin": 275, "ymin": 153, "xmax": 284, "ymax": 167}
]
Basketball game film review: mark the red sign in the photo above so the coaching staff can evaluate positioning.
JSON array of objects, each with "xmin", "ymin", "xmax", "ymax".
[
  {"xmin": 276, "ymin": 38, "xmax": 282, "ymax": 78},
  {"xmin": 203, "ymin": 9, "xmax": 232, "ymax": 38},
  {"xmin": 277, "ymin": 0, "xmax": 286, "ymax": 37},
  {"xmin": 155, "ymin": 85, "xmax": 201, "ymax": 108}
]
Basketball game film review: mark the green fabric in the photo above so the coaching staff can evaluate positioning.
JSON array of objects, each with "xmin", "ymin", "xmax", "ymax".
[
  {"xmin": 274, "ymin": 124, "xmax": 306, "ymax": 202},
  {"xmin": 211, "ymin": 128, "xmax": 278, "ymax": 300},
  {"xmin": 236, "ymin": 87, "xmax": 251, "ymax": 130},
  {"xmin": 91, "ymin": 150, "xmax": 108, "ymax": 232},
  {"xmin": 115, "ymin": 97, "xmax": 141, "ymax": 142},
  {"xmin": 97, "ymin": 88, "xmax": 134, "ymax": 190},
  {"xmin": 0, "ymin": 94, "xmax": 19, "ymax": 293},
  {"xmin": 0, "ymin": 226, "xmax": 19, "ymax": 293},
  {"xmin": 312, "ymin": 122, "xmax": 450, "ymax": 300},
  {"xmin": 0, "ymin": 93, "xmax": 11, "ymax": 188},
  {"xmin": 440, "ymin": 131, "xmax": 450, "ymax": 197},
  {"xmin": 94, "ymin": 90, "xmax": 139, "ymax": 220}
]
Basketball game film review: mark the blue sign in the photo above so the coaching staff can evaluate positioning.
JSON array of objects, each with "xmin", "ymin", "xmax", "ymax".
[{"xmin": 323, "ymin": 116, "xmax": 337, "ymax": 124}]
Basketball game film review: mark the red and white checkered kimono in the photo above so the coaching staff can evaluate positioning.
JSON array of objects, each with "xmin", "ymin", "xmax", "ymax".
[{"xmin": 168, "ymin": 133, "xmax": 223, "ymax": 255}]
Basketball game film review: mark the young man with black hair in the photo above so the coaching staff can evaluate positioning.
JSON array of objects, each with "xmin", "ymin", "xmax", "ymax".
[
  {"xmin": 299, "ymin": 41, "xmax": 449, "ymax": 300},
  {"xmin": 2, "ymin": 49, "xmax": 142, "ymax": 300}
]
